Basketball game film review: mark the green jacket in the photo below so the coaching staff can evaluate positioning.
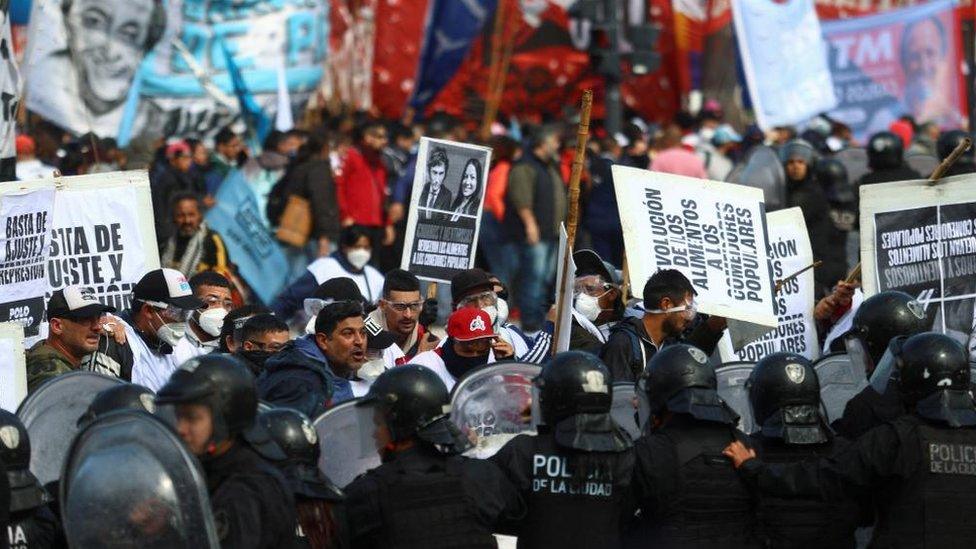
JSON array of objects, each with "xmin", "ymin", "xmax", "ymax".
[{"xmin": 26, "ymin": 341, "xmax": 76, "ymax": 394}]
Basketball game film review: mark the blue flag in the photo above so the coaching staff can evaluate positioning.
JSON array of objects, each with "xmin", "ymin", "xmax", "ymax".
[
  {"xmin": 205, "ymin": 170, "xmax": 295, "ymax": 305},
  {"xmin": 408, "ymin": 0, "xmax": 496, "ymax": 111},
  {"xmin": 220, "ymin": 40, "xmax": 271, "ymax": 150}
]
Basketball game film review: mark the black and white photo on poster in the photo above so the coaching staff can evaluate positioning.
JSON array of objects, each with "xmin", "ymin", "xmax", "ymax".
[
  {"xmin": 401, "ymin": 137, "xmax": 492, "ymax": 283},
  {"xmin": 0, "ymin": 186, "xmax": 55, "ymax": 336},
  {"xmin": 861, "ymin": 176, "xmax": 976, "ymax": 354}
]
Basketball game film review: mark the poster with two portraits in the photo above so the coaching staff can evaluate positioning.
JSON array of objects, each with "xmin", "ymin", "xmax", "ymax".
[{"xmin": 401, "ymin": 137, "xmax": 491, "ymax": 283}]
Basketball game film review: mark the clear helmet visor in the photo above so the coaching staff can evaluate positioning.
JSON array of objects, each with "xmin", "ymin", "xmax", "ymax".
[
  {"xmin": 844, "ymin": 333, "xmax": 875, "ymax": 379},
  {"xmin": 868, "ymin": 340, "xmax": 902, "ymax": 396}
]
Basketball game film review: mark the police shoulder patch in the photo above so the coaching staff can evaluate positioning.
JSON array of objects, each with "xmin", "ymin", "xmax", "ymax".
[
  {"xmin": 581, "ymin": 370, "xmax": 608, "ymax": 394},
  {"xmin": 688, "ymin": 347, "xmax": 708, "ymax": 364},
  {"xmin": 0, "ymin": 425, "xmax": 19, "ymax": 450}
]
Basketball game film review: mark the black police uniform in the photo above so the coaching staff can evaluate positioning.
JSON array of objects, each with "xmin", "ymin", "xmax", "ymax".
[
  {"xmin": 6, "ymin": 506, "xmax": 64, "ymax": 549},
  {"xmin": 205, "ymin": 441, "xmax": 297, "ymax": 549},
  {"xmin": 345, "ymin": 445, "xmax": 522, "ymax": 548},
  {"xmin": 491, "ymin": 351, "xmax": 636, "ymax": 548}
]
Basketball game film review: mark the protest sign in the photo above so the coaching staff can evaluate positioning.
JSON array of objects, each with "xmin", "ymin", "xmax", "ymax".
[
  {"xmin": 206, "ymin": 169, "xmax": 299, "ymax": 305},
  {"xmin": 26, "ymin": 0, "xmax": 328, "ymax": 139},
  {"xmin": 401, "ymin": 137, "xmax": 492, "ymax": 283},
  {"xmin": 0, "ymin": 322, "xmax": 26, "ymax": 411},
  {"xmin": 46, "ymin": 171, "xmax": 158, "ymax": 312},
  {"xmin": 0, "ymin": 0, "xmax": 20, "ymax": 179},
  {"xmin": 612, "ymin": 166, "xmax": 777, "ymax": 333},
  {"xmin": 0, "ymin": 185, "xmax": 55, "ymax": 336},
  {"xmin": 732, "ymin": 0, "xmax": 836, "ymax": 130},
  {"xmin": 820, "ymin": 0, "xmax": 965, "ymax": 142},
  {"xmin": 861, "ymin": 175, "xmax": 976, "ymax": 344},
  {"xmin": 719, "ymin": 208, "xmax": 820, "ymax": 362}
]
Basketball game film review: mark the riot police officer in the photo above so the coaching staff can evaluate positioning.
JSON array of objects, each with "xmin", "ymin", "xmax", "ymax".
[
  {"xmin": 937, "ymin": 130, "xmax": 975, "ymax": 176},
  {"xmin": 857, "ymin": 131, "xmax": 921, "ymax": 187},
  {"xmin": 344, "ymin": 365, "xmax": 523, "ymax": 548},
  {"xmin": 831, "ymin": 291, "xmax": 929, "ymax": 439},
  {"xmin": 746, "ymin": 353, "xmax": 858, "ymax": 548},
  {"xmin": 76, "ymin": 383, "xmax": 155, "ymax": 429},
  {"xmin": 629, "ymin": 344, "xmax": 758, "ymax": 547},
  {"xmin": 257, "ymin": 408, "xmax": 348, "ymax": 549},
  {"xmin": 0, "ymin": 410, "xmax": 64, "ymax": 548},
  {"xmin": 726, "ymin": 333, "xmax": 976, "ymax": 547},
  {"xmin": 491, "ymin": 352, "xmax": 635, "ymax": 548},
  {"xmin": 156, "ymin": 354, "xmax": 296, "ymax": 548},
  {"xmin": 814, "ymin": 158, "xmax": 856, "ymax": 249}
]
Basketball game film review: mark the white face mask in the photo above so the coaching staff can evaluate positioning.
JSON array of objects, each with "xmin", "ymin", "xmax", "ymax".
[
  {"xmin": 156, "ymin": 321, "xmax": 186, "ymax": 347},
  {"xmin": 347, "ymin": 249, "xmax": 371, "ymax": 270},
  {"xmin": 482, "ymin": 305, "xmax": 499, "ymax": 327},
  {"xmin": 575, "ymin": 293, "xmax": 602, "ymax": 322},
  {"xmin": 305, "ymin": 316, "xmax": 317, "ymax": 335},
  {"xmin": 196, "ymin": 308, "xmax": 228, "ymax": 337},
  {"xmin": 494, "ymin": 298, "xmax": 509, "ymax": 327}
]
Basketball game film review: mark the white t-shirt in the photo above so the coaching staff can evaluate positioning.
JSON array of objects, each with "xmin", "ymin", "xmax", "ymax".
[{"xmin": 125, "ymin": 321, "xmax": 182, "ymax": 392}]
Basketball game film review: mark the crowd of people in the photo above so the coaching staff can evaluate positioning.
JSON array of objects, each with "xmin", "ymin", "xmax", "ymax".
[{"xmin": 5, "ymin": 101, "xmax": 976, "ymax": 548}]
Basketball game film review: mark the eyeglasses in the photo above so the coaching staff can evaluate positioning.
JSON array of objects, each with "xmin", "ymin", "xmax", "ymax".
[
  {"xmin": 458, "ymin": 291, "xmax": 497, "ymax": 309},
  {"xmin": 384, "ymin": 300, "xmax": 424, "ymax": 313}
]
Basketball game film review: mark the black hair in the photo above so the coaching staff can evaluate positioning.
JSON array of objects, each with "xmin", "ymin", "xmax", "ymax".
[
  {"xmin": 524, "ymin": 124, "xmax": 561, "ymax": 152},
  {"xmin": 450, "ymin": 158, "xmax": 483, "ymax": 210},
  {"xmin": 241, "ymin": 313, "xmax": 289, "ymax": 342},
  {"xmin": 314, "ymin": 302, "xmax": 364, "ymax": 336},
  {"xmin": 901, "ymin": 17, "xmax": 948, "ymax": 68},
  {"xmin": 170, "ymin": 191, "xmax": 202, "ymax": 212},
  {"xmin": 353, "ymin": 120, "xmax": 386, "ymax": 143},
  {"xmin": 340, "ymin": 225, "xmax": 372, "ymax": 249},
  {"xmin": 427, "ymin": 146, "xmax": 449, "ymax": 172},
  {"xmin": 643, "ymin": 269, "xmax": 695, "ymax": 310},
  {"xmin": 189, "ymin": 270, "xmax": 231, "ymax": 291},
  {"xmin": 219, "ymin": 305, "xmax": 271, "ymax": 352},
  {"xmin": 389, "ymin": 122, "xmax": 413, "ymax": 142},
  {"xmin": 214, "ymin": 126, "xmax": 238, "ymax": 147},
  {"xmin": 383, "ymin": 269, "xmax": 420, "ymax": 297},
  {"xmin": 263, "ymin": 130, "xmax": 286, "ymax": 152}
]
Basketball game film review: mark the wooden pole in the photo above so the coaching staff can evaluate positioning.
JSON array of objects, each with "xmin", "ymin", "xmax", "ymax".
[
  {"xmin": 774, "ymin": 260, "xmax": 822, "ymax": 293},
  {"xmin": 552, "ymin": 90, "xmax": 594, "ymax": 354},
  {"xmin": 480, "ymin": 1, "xmax": 507, "ymax": 141},
  {"xmin": 844, "ymin": 263, "xmax": 861, "ymax": 285},
  {"xmin": 928, "ymin": 137, "xmax": 971, "ymax": 185}
]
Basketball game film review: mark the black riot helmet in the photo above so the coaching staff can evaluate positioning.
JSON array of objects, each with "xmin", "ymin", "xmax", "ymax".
[
  {"xmin": 257, "ymin": 408, "xmax": 343, "ymax": 501},
  {"xmin": 0, "ymin": 409, "xmax": 49, "ymax": 512},
  {"xmin": 847, "ymin": 291, "xmax": 928, "ymax": 370},
  {"xmin": 77, "ymin": 383, "xmax": 156, "ymax": 428},
  {"xmin": 887, "ymin": 333, "xmax": 976, "ymax": 427},
  {"xmin": 814, "ymin": 158, "xmax": 855, "ymax": 203},
  {"xmin": 536, "ymin": 351, "xmax": 613, "ymax": 424},
  {"xmin": 937, "ymin": 129, "xmax": 973, "ymax": 162},
  {"xmin": 748, "ymin": 353, "xmax": 829, "ymax": 445},
  {"xmin": 156, "ymin": 354, "xmax": 258, "ymax": 453},
  {"xmin": 867, "ymin": 131, "xmax": 904, "ymax": 170},
  {"xmin": 358, "ymin": 365, "xmax": 470, "ymax": 454},
  {"xmin": 642, "ymin": 344, "xmax": 738, "ymax": 425}
]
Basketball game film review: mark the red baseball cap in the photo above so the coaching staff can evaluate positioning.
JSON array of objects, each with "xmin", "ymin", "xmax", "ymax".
[
  {"xmin": 165, "ymin": 140, "xmax": 191, "ymax": 159},
  {"xmin": 447, "ymin": 308, "xmax": 496, "ymax": 342}
]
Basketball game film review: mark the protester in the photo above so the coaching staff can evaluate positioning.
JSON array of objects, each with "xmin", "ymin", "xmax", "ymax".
[
  {"xmin": 205, "ymin": 126, "xmax": 244, "ymax": 194},
  {"xmin": 160, "ymin": 192, "xmax": 232, "ymax": 277},
  {"xmin": 345, "ymin": 365, "xmax": 523, "ymax": 546},
  {"xmin": 649, "ymin": 124, "xmax": 708, "ymax": 178},
  {"xmin": 409, "ymin": 307, "xmax": 497, "ymax": 391},
  {"xmin": 367, "ymin": 269, "xmax": 439, "ymax": 359},
  {"xmin": 570, "ymin": 249, "xmax": 623, "ymax": 353},
  {"xmin": 335, "ymin": 121, "xmax": 391, "ymax": 257},
  {"xmin": 581, "ymin": 140, "xmax": 624, "ymax": 268},
  {"xmin": 26, "ymin": 285, "xmax": 116, "ymax": 393},
  {"xmin": 600, "ymin": 270, "xmax": 725, "ymax": 382},
  {"xmin": 272, "ymin": 225, "xmax": 385, "ymax": 319},
  {"xmin": 123, "ymin": 268, "xmax": 205, "ymax": 392},
  {"xmin": 257, "ymin": 339, "xmax": 335, "ymax": 419},
  {"xmin": 156, "ymin": 354, "xmax": 297, "ymax": 548},
  {"xmin": 173, "ymin": 271, "xmax": 233, "ymax": 361},
  {"xmin": 502, "ymin": 124, "xmax": 568, "ymax": 333},
  {"xmin": 218, "ymin": 304, "xmax": 270, "ymax": 353},
  {"xmin": 150, "ymin": 140, "xmax": 204, "ymax": 244},
  {"xmin": 15, "ymin": 135, "xmax": 55, "ymax": 181},
  {"xmin": 242, "ymin": 130, "xmax": 301, "ymax": 226},
  {"xmin": 236, "ymin": 313, "xmax": 290, "ymax": 376},
  {"xmin": 480, "ymin": 135, "xmax": 520, "ymax": 281}
]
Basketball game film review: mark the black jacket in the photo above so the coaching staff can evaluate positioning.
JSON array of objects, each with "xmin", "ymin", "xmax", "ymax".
[
  {"xmin": 599, "ymin": 316, "xmax": 724, "ymax": 383},
  {"xmin": 256, "ymin": 343, "xmax": 334, "ymax": 419},
  {"xmin": 786, "ymin": 174, "xmax": 847, "ymax": 294},
  {"xmin": 205, "ymin": 442, "xmax": 297, "ymax": 549}
]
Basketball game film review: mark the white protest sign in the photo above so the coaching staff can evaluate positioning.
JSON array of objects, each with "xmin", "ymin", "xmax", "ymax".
[
  {"xmin": 0, "ymin": 185, "xmax": 55, "ymax": 336},
  {"xmin": 553, "ymin": 224, "xmax": 576, "ymax": 353},
  {"xmin": 719, "ymin": 208, "xmax": 820, "ymax": 362},
  {"xmin": 46, "ymin": 171, "xmax": 159, "ymax": 311},
  {"xmin": 861, "ymin": 175, "xmax": 976, "ymax": 344},
  {"xmin": 612, "ymin": 166, "xmax": 777, "ymax": 331},
  {"xmin": 0, "ymin": 322, "xmax": 26, "ymax": 411},
  {"xmin": 401, "ymin": 137, "xmax": 492, "ymax": 283}
]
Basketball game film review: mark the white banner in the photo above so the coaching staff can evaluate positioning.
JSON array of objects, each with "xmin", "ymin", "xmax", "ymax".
[
  {"xmin": 46, "ymin": 171, "xmax": 159, "ymax": 311},
  {"xmin": 553, "ymin": 224, "xmax": 576, "ymax": 353},
  {"xmin": 861, "ymin": 175, "xmax": 976, "ymax": 347},
  {"xmin": 732, "ymin": 0, "xmax": 836, "ymax": 130},
  {"xmin": 0, "ymin": 322, "xmax": 26, "ymax": 411},
  {"xmin": 719, "ymin": 207, "xmax": 820, "ymax": 362},
  {"xmin": 0, "ymin": 0, "xmax": 19, "ymax": 163},
  {"xmin": 612, "ymin": 165, "xmax": 777, "ymax": 329},
  {"xmin": 0, "ymin": 186, "xmax": 55, "ymax": 336},
  {"xmin": 401, "ymin": 137, "xmax": 492, "ymax": 283}
]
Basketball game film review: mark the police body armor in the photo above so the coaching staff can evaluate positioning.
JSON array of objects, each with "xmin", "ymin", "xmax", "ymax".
[
  {"xmin": 60, "ymin": 410, "xmax": 220, "ymax": 548},
  {"xmin": 752, "ymin": 437, "xmax": 857, "ymax": 548},
  {"xmin": 7, "ymin": 505, "xmax": 62, "ymax": 549},
  {"xmin": 644, "ymin": 419, "xmax": 756, "ymax": 548},
  {"xmin": 370, "ymin": 456, "xmax": 495, "ymax": 549},
  {"xmin": 511, "ymin": 430, "xmax": 633, "ymax": 549},
  {"xmin": 873, "ymin": 417, "xmax": 976, "ymax": 547}
]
